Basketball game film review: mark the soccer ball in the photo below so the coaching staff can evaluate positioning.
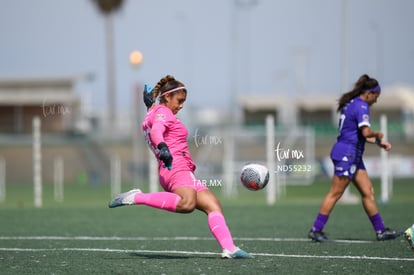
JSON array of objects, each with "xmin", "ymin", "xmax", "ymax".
[{"xmin": 240, "ymin": 163, "xmax": 270, "ymax": 191}]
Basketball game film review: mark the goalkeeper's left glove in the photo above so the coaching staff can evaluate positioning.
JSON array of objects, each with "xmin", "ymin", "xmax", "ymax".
[
  {"xmin": 143, "ymin": 83, "xmax": 155, "ymax": 109},
  {"xmin": 157, "ymin": 142, "xmax": 173, "ymax": 170}
]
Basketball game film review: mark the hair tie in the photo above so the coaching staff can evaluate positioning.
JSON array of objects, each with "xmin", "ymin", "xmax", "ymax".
[
  {"xmin": 159, "ymin": 86, "xmax": 186, "ymax": 98},
  {"xmin": 370, "ymin": 85, "xmax": 381, "ymax": 93}
]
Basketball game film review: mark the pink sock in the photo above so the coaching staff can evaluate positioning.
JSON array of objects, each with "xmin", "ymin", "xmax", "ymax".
[
  {"xmin": 208, "ymin": 211, "xmax": 236, "ymax": 251},
  {"xmin": 134, "ymin": 192, "xmax": 181, "ymax": 212}
]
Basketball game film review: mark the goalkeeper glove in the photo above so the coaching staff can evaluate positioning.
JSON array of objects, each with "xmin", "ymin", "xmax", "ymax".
[
  {"xmin": 157, "ymin": 142, "xmax": 173, "ymax": 170},
  {"xmin": 143, "ymin": 83, "xmax": 155, "ymax": 109}
]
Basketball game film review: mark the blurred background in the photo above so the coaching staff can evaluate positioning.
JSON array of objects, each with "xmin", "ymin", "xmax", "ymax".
[{"xmin": 0, "ymin": 0, "xmax": 413, "ymax": 201}]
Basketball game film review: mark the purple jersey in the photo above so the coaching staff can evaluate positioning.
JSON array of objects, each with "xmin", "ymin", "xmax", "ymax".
[
  {"xmin": 336, "ymin": 96, "xmax": 371, "ymax": 145},
  {"xmin": 330, "ymin": 97, "xmax": 370, "ymax": 178}
]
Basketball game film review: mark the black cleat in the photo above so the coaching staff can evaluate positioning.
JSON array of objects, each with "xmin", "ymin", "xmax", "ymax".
[
  {"xmin": 308, "ymin": 230, "xmax": 329, "ymax": 242},
  {"xmin": 376, "ymin": 227, "xmax": 404, "ymax": 241}
]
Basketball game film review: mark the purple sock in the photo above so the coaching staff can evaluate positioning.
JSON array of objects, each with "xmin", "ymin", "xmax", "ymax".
[
  {"xmin": 369, "ymin": 213, "xmax": 385, "ymax": 233},
  {"xmin": 312, "ymin": 213, "xmax": 329, "ymax": 232}
]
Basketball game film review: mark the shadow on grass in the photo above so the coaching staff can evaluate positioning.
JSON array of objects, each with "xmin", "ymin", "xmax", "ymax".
[
  {"xmin": 129, "ymin": 252, "xmax": 217, "ymax": 259},
  {"xmin": 129, "ymin": 252, "xmax": 189, "ymax": 259}
]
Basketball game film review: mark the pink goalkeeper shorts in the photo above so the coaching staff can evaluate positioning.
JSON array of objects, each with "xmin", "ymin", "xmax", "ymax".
[{"xmin": 159, "ymin": 169, "xmax": 209, "ymax": 193}]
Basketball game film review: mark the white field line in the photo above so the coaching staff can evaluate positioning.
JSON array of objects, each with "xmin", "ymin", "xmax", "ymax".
[
  {"xmin": 0, "ymin": 247, "xmax": 413, "ymax": 262},
  {"xmin": 0, "ymin": 236, "xmax": 373, "ymax": 243},
  {"xmin": 1, "ymin": 236, "xmax": 412, "ymax": 262}
]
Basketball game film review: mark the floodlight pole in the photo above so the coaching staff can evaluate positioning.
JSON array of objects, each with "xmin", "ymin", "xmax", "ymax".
[
  {"xmin": 340, "ymin": 0, "xmax": 357, "ymax": 203},
  {"xmin": 129, "ymin": 50, "xmax": 144, "ymax": 189},
  {"xmin": 105, "ymin": 13, "xmax": 117, "ymax": 134}
]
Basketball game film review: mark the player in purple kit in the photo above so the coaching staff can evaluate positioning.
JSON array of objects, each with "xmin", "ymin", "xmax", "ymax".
[
  {"xmin": 308, "ymin": 74, "xmax": 403, "ymax": 242},
  {"xmin": 109, "ymin": 75, "xmax": 252, "ymax": 259}
]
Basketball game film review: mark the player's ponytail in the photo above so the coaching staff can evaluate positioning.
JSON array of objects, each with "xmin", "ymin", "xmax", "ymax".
[
  {"xmin": 153, "ymin": 75, "xmax": 186, "ymax": 104},
  {"xmin": 337, "ymin": 74, "xmax": 379, "ymax": 112}
]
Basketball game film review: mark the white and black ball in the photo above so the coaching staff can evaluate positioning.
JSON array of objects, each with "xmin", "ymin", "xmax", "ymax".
[{"xmin": 240, "ymin": 163, "xmax": 270, "ymax": 191}]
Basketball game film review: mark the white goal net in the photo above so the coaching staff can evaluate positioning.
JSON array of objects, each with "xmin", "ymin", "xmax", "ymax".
[{"xmin": 190, "ymin": 115, "xmax": 317, "ymax": 204}]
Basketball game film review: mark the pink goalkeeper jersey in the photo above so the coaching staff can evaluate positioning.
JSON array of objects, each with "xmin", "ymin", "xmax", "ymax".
[{"xmin": 142, "ymin": 104, "xmax": 195, "ymax": 171}]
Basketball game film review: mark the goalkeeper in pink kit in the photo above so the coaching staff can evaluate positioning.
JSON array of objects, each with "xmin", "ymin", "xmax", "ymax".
[{"xmin": 109, "ymin": 75, "xmax": 252, "ymax": 259}]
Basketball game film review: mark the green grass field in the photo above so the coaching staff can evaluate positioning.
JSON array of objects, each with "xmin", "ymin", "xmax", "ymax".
[{"xmin": 1, "ymin": 179, "xmax": 413, "ymax": 274}]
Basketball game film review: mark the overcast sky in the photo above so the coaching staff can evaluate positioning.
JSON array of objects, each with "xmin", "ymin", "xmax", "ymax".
[{"xmin": 1, "ymin": 0, "xmax": 413, "ymax": 114}]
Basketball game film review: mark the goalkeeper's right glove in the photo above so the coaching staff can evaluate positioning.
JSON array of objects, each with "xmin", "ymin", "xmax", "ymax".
[
  {"xmin": 157, "ymin": 142, "xmax": 173, "ymax": 170},
  {"xmin": 143, "ymin": 83, "xmax": 155, "ymax": 109}
]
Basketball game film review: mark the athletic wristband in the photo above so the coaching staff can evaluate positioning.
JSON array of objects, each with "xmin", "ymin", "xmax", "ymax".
[{"xmin": 374, "ymin": 138, "xmax": 381, "ymax": 145}]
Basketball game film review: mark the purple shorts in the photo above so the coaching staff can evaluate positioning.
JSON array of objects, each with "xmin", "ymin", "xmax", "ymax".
[
  {"xmin": 332, "ymin": 158, "xmax": 365, "ymax": 180},
  {"xmin": 331, "ymin": 142, "xmax": 365, "ymax": 180}
]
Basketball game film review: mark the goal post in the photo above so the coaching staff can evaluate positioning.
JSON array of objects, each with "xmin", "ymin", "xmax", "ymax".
[
  {"xmin": 380, "ymin": 114, "xmax": 391, "ymax": 203},
  {"xmin": 33, "ymin": 116, "xmax": 42, "ymax": 208},
  {"xmin": 266, "ymin": 115, "xmax": 276, "ymax": 205},
  {"xmin": 149, "ymin": 149, "xmax": 158, "ymax": 193},
  {"xmin": 53, "ymin": 156, "xmax": 64, "ymax": 202},
  {"xmin": 221, "ymin": 116, "xmax": 315, "ymax": 201},
  {"xmin": 0, "ymin": 158, "xmax": 5, "ymax": 202},
  {"xmin": 110, "ymin": 154, "xmax": 121, "ymax": 197}
]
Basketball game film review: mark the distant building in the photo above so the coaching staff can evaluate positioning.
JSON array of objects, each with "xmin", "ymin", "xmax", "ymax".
[
  {"xmin": 296, "ymin": 84, "xmax": 414, "ymax": 138},
  {"xmin": 237, "ymin": 95, "xmax": 292, "ymax": 126},
  {"xmin": 0, "ymin": 76, "xmax": 80, "ymax": 133},
  {"xmin": 237, "ymin": 84, "xmax": 414, "ymax": 139}
]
